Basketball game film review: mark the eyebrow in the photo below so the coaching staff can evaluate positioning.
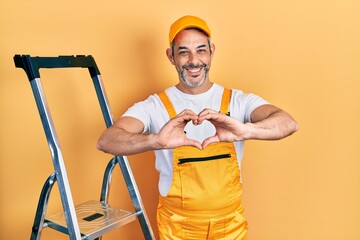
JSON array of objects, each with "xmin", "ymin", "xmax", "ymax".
[{"xmin": 178, "ymin": 44, "xmax": 207, "ymax": 50}]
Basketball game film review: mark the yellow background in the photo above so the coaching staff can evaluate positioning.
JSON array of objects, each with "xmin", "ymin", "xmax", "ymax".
[{"xmin": 1, "ymin": 0, "xmax": 359, "ymax": 239}]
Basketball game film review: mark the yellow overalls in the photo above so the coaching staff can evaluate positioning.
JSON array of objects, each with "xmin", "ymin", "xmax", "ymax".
[{"xmin": 157, "ymin": 89, "xmax": 248, "ymax": 240}]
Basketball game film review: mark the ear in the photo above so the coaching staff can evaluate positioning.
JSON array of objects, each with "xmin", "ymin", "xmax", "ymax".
[
  {"xmin": 166, "ymin": 48, "xmax": 175, "ymax": 65},
  {"xmin": 210, "ymin": 43, "xmax": 215, "ymax": 58}
]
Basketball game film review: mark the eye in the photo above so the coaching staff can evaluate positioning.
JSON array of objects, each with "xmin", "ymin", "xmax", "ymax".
[
  {"xmin": 198, "ymin": 48, "xmax": 207, "ymax": 54},
  {"xmin": 178, "ymin": 50, "xmax": 189, "ymax": 55}
]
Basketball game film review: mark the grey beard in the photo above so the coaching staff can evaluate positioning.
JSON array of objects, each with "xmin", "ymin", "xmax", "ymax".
[{"xmin": 180, "ymin": 66, "xmax": 209, "ymax": 88}]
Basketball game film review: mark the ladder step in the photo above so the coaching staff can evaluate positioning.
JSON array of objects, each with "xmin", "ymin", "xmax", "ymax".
[{"xmin": 45, "ymin": 200, "xmax": 138, "ymax": 239}]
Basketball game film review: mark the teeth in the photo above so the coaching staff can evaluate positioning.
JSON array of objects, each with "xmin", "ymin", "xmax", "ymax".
[{"xmin": 189, "ymin": 68, "xmax": 201, "ymax": 73}]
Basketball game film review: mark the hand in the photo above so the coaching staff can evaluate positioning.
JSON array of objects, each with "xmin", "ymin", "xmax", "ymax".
[
  {"xmin": 197, "ymin": 109, "xmax": 252, "ymax": 149},
  {"xmin": 155, "ymin": 109, "xmax": 203, "ymax": 150}
]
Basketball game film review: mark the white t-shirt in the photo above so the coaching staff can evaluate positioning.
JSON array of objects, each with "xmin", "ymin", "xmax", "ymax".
[{"xmin": 123, "ymin": 83, "xmax": 268, "ymax": 196}]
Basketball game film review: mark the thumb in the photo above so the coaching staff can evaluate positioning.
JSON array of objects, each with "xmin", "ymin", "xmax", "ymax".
[
  {"xmin": 201, "ymin": 136, "xmax": 219, "ymax": 149},
  {"xmin": 184, "ymin": 139, "xmax": 203, "ymax": 150}
]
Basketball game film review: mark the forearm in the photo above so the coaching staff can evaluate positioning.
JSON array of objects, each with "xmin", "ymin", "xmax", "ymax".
[
  {"xmin": 245, "ymin": 110, "xmax": 299, "ymax": 140},
  {"xmin": 97, "ymin": 127, "xmax": 157, "ymax": 156},
  {"xmin": 97, "ymin": 111, "xmax": 203, "ymax": 155}
]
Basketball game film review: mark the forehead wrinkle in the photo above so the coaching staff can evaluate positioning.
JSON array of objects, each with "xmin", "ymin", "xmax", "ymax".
[{"xmin": 177, "ymin": 44, "xmax": 207, "ymax": 51}]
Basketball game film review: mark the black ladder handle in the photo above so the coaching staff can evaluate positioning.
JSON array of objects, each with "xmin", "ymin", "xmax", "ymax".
[{"xmin": 14, "ymin": 55, "xmax": 101, "ymax": 80}]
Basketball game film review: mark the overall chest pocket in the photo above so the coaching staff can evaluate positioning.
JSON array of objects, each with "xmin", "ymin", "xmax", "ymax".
[{"xmin": 177, "ymin": 152, "xmax": 240, "ymax": 210}]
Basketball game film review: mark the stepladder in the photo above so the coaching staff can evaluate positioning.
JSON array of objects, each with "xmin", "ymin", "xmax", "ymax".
[{"xmin": 14, "ymin": 55, "xmax": 155, "ymax": 240}]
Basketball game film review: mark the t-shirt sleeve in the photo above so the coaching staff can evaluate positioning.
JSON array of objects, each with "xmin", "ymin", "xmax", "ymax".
[
  {"xmin": 121, "ymin": 95, "xmax": 157, "ymax": 133},
  {"xmin": 231, "ymin": 90, "xmax": 269, "ymax": 123}
]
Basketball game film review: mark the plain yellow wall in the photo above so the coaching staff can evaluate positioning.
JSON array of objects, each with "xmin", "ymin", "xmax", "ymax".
[{"xmin": 1, "ymin": 0, "xmax": 359, "ymax": 239}]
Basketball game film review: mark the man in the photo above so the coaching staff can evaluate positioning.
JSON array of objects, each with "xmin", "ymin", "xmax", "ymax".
[{"xmin": 97, "ymin": 15, "xmax": 298, "ymax": 240}]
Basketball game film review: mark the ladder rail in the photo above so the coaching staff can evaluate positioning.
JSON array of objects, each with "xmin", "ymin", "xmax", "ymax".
[
  {"xmin": 116, "ymin": 155, "xmax": 154, "ymax": 239},
  {"xmin": 31, "ymin": 173, "xmax": 57, "ymax": 240},
  {"xmin": 30, "ymin": 77, "xmax": 82, "ymax": 239},
  {"xmin": 92, "ymin": 74, "xmax": 155, "ymax": 239},
  {"xmin": 99, "ymin": 157, "xmax": 117, "ymax": 203}
]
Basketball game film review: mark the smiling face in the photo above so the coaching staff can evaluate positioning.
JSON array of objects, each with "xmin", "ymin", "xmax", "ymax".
[{"xmin": 166, "ymin": 28, "xmax": 215, "ymax": 94}]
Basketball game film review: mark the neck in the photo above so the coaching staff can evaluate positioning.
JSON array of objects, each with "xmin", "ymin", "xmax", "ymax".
[{"xmin": 176, "ymin": 80, "xmax": 213, "ymax": 95}]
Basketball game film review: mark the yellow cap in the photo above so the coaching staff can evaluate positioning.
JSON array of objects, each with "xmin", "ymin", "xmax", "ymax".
[{"xmin": 169, "ymin": 15, "xmax": 211, "ymax": 44}]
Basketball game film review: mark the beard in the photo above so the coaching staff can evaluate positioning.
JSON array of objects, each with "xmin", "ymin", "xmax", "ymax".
[{"xmin": 179, "ymin": 63, "xmax": 209, "ymax": 88}]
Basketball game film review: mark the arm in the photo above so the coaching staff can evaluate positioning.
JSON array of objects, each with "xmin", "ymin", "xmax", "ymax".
[
  {"xmin": 97, "ymin": 110, "xmax": 202, "ymax": 156},
  {"xmin": 97, "ymin": 116, "xmax": 155, "ymax": 156},
  {"xmin": 247, "ymin": 104, "xmax": 299, "ymax": 140},
  {"xmin": 197, "ymin": 104, "xmax": 298, "ymax": 148}
]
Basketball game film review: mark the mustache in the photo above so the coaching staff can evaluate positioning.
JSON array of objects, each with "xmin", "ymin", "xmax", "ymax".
[{"xmin": 182, "ymin": 64, "xmax": 207, "ymax": 70}]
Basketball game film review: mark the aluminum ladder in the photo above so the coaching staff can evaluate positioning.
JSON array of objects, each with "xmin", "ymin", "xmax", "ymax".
[{"xmin": 14, "ymin": 55, "xmax": 154, "ymax": 240}]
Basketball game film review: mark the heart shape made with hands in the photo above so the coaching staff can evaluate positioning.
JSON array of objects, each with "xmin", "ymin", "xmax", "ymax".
[{"xmin": 163, "ymin": 108, "xmax": 244, "ymax": 150}]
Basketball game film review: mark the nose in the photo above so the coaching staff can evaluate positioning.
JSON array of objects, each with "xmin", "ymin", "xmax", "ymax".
[{"xmin": 188, "ymin": 52, "xmax": 201, "ymax": 66}]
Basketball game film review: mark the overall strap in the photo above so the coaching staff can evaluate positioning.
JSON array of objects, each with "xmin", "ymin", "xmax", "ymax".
[
  {"xmin": 158, "ymin": 88, "xmax": 232, "ymax": 118},
  {"xmin": 220, "ymin": 88, "xmax": 232, "ymax": 115},
  {"xmin": 158, "ymin": 91, "xmax": 177, "ymax": 118}
]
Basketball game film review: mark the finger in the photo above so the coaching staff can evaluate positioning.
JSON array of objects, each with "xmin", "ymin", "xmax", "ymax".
[
  {"xmin": 201, "ymin": 135, "xmax": 219, "ymax": 149},
  {"xmin": 177, "ymin": 110, "xmax": 199, "ymax": 125},
  {"xmin": 198, "ymin": 108, "xmax": 216, "ymax": 117},
  {"xmin": 192, "ymin": 119, "xmax": 200, "ymax": 126},
  {"xmin": 197, "ymin": 112, "xmax": 221, "ymax": 123},
  {"xmin": 197, "ymin": 109, "xmax": 218, "ymax": 124},
  {"xmin": 181, "ymin": 114, "xmax": 200, "ymax": 123},
  {"xmin": 178, "ymin": 109, "xmax": 198, "ymax": 117},
  {"xmin": 184, "ymin": 139, "xmax": 203, "ymax": 150}
]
